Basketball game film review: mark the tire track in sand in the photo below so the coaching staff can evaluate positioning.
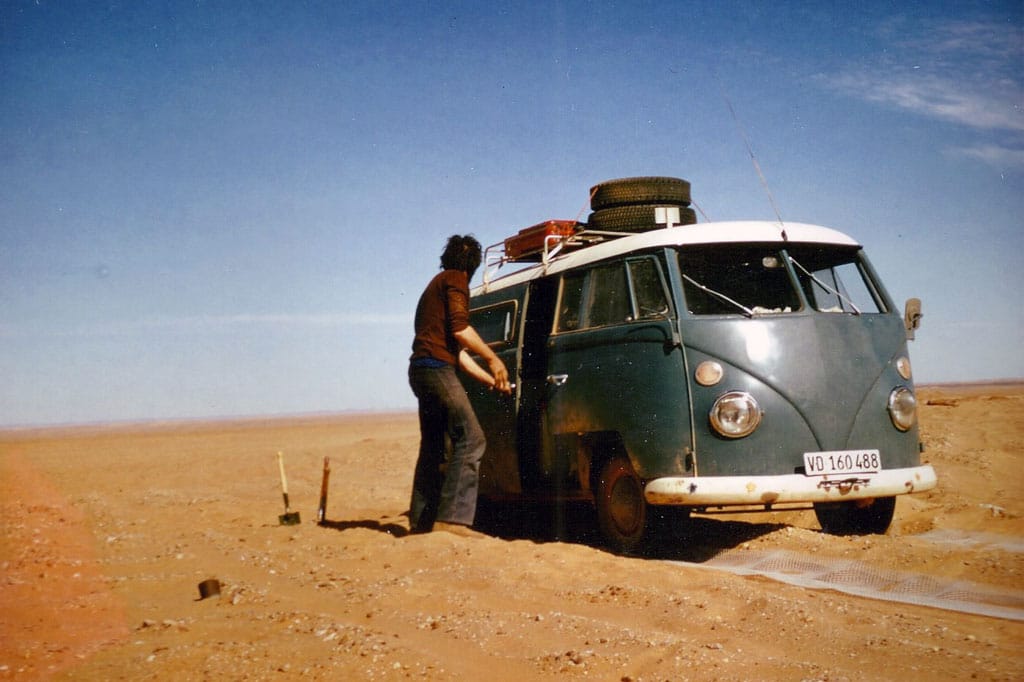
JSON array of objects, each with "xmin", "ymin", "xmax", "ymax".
[{"xmin": 0, "ymin": 450, "xmax": 130, "ymax": 679}]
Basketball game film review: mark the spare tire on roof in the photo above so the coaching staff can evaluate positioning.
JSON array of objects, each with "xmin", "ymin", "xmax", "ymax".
[
  {"xmin": 587, "ymin": 204, "xmax": 697, "ymax": 232},
  {"xmin": 589, "ymin": 176, "xmax": 692, "ymax": 211}
]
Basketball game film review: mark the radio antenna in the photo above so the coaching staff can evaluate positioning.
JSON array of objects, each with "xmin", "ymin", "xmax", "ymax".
[{"xmin": 720, "ymin": 84, "xmax": 788, "ymax": 241}]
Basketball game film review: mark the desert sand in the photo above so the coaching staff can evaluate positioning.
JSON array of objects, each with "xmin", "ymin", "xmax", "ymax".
[{"xmin": 1, "ymin": 383, "xmax": 1022, "ymax": 681}]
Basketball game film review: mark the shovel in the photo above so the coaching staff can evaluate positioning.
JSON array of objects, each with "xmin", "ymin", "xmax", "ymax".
[{"xmin": 276, "ymin": 451, "xmax": 301, "ymax": 525}]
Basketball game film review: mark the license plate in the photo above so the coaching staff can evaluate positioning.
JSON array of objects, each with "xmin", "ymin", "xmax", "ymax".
[{"xmin": 803, "ymin": 449, "xmax": 881, "ymax": 476}]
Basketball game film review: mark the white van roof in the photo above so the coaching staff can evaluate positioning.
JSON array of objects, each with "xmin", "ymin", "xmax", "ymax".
[{"xmin": 476, "ymin": 221, "xmax": 860, "ymax": 294}]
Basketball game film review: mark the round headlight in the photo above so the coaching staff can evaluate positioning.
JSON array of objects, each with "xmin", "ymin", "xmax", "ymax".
[
  {"xmin": 888, "ymin": 386, "xmax": 917, "ymax": 431},
  {"xmin": 695, "ymin": 361, "xmax": 724, "ymax": 386},
  {"xmin": 896, "ymin": 356, "xmax": 912, "ymax": 380},
  {"xmin": 709, "ymin": 391, "xmax": 762, "ymax": 438}
]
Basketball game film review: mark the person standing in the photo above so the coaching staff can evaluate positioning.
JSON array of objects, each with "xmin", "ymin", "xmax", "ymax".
[{"xmin": 408, "ymin": 235, "xmax": 510, "ymax": 535}]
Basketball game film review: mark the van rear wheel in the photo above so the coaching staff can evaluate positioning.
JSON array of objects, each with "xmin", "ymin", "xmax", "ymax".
[
  {"xmin": 595, "ymin": 457, "xmax": 648, "ymax": 554},
  {"xmin": 814, "ymin": 497, "xmax": 896, "ymax": 535}
]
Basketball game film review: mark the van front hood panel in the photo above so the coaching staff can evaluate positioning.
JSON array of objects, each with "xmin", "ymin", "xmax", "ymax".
[{"xmin": 682, "ymin": 313, "xmax": 906, "ymax": 451}]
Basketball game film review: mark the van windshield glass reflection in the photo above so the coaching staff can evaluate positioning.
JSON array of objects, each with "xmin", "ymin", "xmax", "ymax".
[
  {"xmin": 678, "ymin": 246, "xmax": 800, "ymax": 315},
  {"xmin": 785, "ymin": 246, "xmax": 887, "ymax": 314}
]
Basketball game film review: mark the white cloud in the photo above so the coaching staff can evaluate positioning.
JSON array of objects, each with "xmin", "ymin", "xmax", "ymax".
[
  {"xmin": 947, "ymin": 143, "xmax": 1024, "ymax": 168},
  {"xmin": 0, "ymin": 312, "xmax": 410, "ymax": 339},
  {"xmin": 821, "ymin": 18, "xmax": 1024, "ymax": 169},
  {"xmin": 834, "ymin": 71, "xmax": 1024, "ymax": 133},
  {"xmin": 924, "ymin": 20, "xmax": 1022, "ymax": 66},
  {"xmin": 138, "ymin": 312, "xmax": 410, "ymax": 329}
]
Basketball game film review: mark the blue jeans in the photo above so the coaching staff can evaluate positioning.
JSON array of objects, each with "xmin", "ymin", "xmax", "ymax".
[{"xmin": 408, "ymin": 364, "xmax": 486, "ymax": 530}]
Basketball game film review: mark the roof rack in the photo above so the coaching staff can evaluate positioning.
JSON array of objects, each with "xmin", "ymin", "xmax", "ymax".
[{"xmin": 482, "ymin": 220, "xmax": 630, "ymax": 288}]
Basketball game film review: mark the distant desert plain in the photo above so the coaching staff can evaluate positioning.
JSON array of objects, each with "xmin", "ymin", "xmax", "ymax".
[{"xmin": 2, "ymin": 383, "xmax": 1022, "ymax": 680}]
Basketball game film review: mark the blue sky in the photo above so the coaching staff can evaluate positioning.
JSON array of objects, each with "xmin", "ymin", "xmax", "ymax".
[{"xmin": 1, "ymin": 1, "xmax": 1021, "ymax": 427}]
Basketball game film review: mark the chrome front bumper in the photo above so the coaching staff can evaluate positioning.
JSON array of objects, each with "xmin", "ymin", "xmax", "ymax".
[{"xmin": 644, "ymin": 465, "xmax": 937, "ymax": 506}]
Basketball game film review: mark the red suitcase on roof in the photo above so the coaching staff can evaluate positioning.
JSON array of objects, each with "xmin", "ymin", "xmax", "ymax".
[{"xmin": 503, "ymin": 220, "xmax": 580, "ymax": 261}]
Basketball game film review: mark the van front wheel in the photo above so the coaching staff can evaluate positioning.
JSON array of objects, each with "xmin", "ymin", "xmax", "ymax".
[
  {"xmin": 595, "ymin": 457, "xmax": 648, "ymax": 554},
  {"xmin": 814, "ymin": 497, "xmax": 896, "ymax": 535}
]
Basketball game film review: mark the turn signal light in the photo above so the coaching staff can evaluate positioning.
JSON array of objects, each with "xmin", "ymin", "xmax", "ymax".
[{"xmin": 695, "ymin": 361, "xmax": 724, "ymax": 386}]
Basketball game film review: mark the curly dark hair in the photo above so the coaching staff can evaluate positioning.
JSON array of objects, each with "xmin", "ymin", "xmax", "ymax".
[{"xmin": 440, "ymin": 234, "xmax": 483, "ymax": 277}]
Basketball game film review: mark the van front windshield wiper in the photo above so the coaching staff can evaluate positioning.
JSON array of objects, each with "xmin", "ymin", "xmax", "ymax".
[
  {"xmin": 681, "ymin": 273, "xmax": 754, "ymax": 317},
  {"xmin": 787, "ymin": 255, "xmax": 862, "ymax": 315}
]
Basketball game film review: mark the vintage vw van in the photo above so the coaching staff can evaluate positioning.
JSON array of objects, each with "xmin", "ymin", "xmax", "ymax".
[{"xmin": 463, "ymin": 177, "xmax": 936, "ymax": 553}]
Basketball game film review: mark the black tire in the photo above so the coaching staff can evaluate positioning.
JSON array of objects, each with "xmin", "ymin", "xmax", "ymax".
[
  {"xmin": 590, "ymin": 176, "xmax": 692, "ymax": 211},
  {"xmin": 594, "ymin": 457, "xmax": 648, "ymax": 554},
  {"xmin": 587, "ymin": 204, "xmax": 697, "ymax": 232},
  {"xmin": 814, "ymin": 497, "xmax": 896, "ymax": 535}
]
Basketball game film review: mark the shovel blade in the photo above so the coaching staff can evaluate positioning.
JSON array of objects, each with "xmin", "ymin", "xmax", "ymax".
[{"xmin": 279, "ymin": 512, "xmax": 301, "ymax": 525}]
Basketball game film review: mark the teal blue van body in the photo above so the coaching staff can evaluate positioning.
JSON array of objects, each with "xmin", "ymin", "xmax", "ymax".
[{"xmin": 463, "ymin": 220, "xmax": 936, "ymax": 551}]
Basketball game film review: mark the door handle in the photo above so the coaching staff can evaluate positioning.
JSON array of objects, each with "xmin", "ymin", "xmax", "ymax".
[{"xmin": 546, "ymin": 374, "xmax": 569, "ymax": 387}]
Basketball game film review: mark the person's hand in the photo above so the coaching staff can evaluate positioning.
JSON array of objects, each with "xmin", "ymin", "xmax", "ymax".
[{"xmin": 488, "ymin": 357, "xmax": 511, "ymax": 394}]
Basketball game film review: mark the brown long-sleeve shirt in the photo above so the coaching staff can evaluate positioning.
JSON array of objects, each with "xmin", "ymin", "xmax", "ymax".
[{"xmin": 410, "ymin": 269, "xmax": 470, "ymax": 366}]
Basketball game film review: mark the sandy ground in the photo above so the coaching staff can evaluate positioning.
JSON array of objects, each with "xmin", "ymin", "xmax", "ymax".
[{"xmin": 1, "ymin": 383, "xmax": 1022, "ymax": 681}]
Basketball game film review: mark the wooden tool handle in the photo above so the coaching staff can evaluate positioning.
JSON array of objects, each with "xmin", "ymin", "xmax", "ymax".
[
  {"xmin": 317, "ymin": 456, "xmax": 331, "ymax": 524},
  {"xmin": 277, "ymin": 451, "xmax": 289, "ymax": 495}
]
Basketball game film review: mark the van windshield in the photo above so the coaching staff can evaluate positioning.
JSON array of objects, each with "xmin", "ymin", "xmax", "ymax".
[
  {"xmin": 677, "ymin": 244, "xmax": 887, "ymax": 316},
  {"xmin": 786, "ymin": 245, "xmax": 888, "ymax": 314},
  {"xmin": 678, "ymin": 246, "xmax": 800, "ymax": 315}
]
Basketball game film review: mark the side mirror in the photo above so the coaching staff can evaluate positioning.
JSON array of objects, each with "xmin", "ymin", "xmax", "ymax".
[{"xmin": 904, "ymin": 298, "xmax": 922, "ymax": 340}]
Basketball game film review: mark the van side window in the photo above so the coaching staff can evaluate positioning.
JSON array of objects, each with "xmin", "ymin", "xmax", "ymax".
[
  {"xmin": 629, "ymin": 257, "xmax": 670, "ymax": 319},
  {"xmin": 556, "ymin": 272, "xmax": 586, "ymax": 332},
  {"xmin": 586, "ymin": 263, "xmax": 631, "ymax": 327},
  {"xmin": 556, "ymin": 258, "xmax": 668, "ymax": 332},
  {"xmin": 469, "ymin": 301, "xmax": 517, "ymax": 345}
]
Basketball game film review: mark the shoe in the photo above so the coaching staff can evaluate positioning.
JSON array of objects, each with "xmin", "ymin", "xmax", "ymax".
[{"xmin": 432, "ymin": 521, "xmax": 485, "ymax": 538}]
